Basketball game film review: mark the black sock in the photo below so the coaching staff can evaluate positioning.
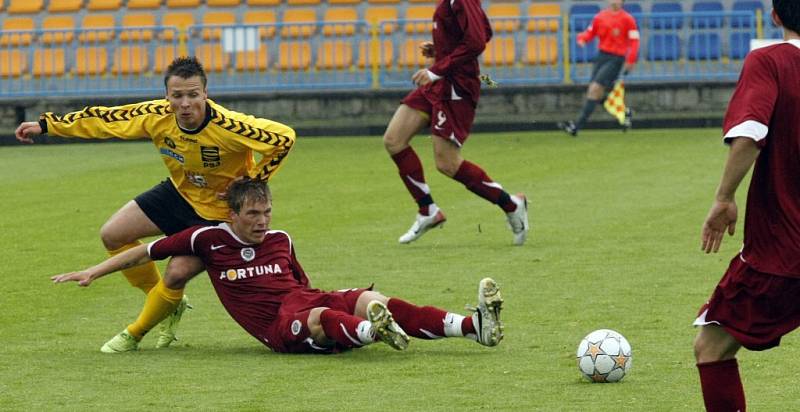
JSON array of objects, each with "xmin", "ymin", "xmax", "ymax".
[{"xmin": 575, "ymin": 99, "xmax": 601, "ymax": 130}]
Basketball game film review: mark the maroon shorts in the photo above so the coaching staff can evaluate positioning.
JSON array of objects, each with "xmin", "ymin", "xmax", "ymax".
[
  {"xmin": 265, "ymin": 287, "xmax": 370, "ymax": 354},
  {"xmin": 695, "ymin": 255, "xmax": 800, "ymax": 350},
  {"xmin": 402, "ymin": 88, "xmax": 476, "ymax": 147}
]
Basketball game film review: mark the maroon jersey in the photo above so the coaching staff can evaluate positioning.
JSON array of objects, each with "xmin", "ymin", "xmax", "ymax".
[
  {"xmin": 722, "ymin": 40, "xmax": 800, "ymax": 277},
  {"xmin": 148, "ymin": 224, "xmax": 311, "ymax": 344},
  {"xmin": 426, "ymin": 0, "xmax": 492, "ymax": 103}
]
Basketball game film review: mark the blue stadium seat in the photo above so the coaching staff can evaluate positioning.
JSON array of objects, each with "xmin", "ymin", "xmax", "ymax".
[
  {"xmin": 623, "ymin": 2, "xmax": 644, "ymax": 28},
  {"xmin": 688, "ymin": 33, "xmax": 721, "ymax": 60},
  {"xmin": 569, "ymin": 4, "xmax": 601, "ymax": 32},
  {"xmin": 729, "ymin": 32, "xmax": 752, "ymax": 59},
  {"xmin": 571, "ymin": 40, "xmax": 598, "ymax": 63},
  {"xmin": 692, "ymin": 1, "xmax": 724, "ymax": 29},
  {"xmin": 647, "ymin": 33, "xmax": 681, "ymax": 60},
  {"xmin": 731, "ymin": 1, "xmax": 764, "ymax": 28},
  {"xmin": 650, "ymin": 2, "xmax": 684, "ymax": 30}
]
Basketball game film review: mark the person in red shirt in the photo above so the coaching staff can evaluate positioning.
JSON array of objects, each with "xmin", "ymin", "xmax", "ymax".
[
  {"xmin": 692, "ymin": 2, "xmax": 800, "ymax": 410},
  {"xmin": 382, "ymin": 0, "xmax": 529, "ymax": 246},
  {"xmin": 560, "ymin": 0, "xmax": 640, "ymax": 136},
  {"xmin": 52, "ymin": 179, "xmax": 505, "ymax": 354}
]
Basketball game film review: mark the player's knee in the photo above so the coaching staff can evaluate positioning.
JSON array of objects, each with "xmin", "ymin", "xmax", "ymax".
[
  {"xmin": 383, "ymin": 133, "xmax": 405, "ymax": 155},
  {"xmin": 434, "ymin": 158, "xmax": 458, "ymax": 177},
  {"xmin": 693, "ymin": 333, "xmax": 726, "ymax": 363},
  {"xmin": 99, "ymin": 222, "xmax": 130, "ymax": 250},
  {"xmin": 163, "ymin": 260, "xmax": 202, "ymax": 289}
]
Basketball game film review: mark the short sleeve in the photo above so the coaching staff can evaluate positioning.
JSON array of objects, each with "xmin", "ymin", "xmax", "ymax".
[
  {"xmin": 722, "ymin": 51, "xmax": 778, "ymax": 146},
  {"xmin": 147, "ymin": 227, "xmax": 198, "ymax": 260}
]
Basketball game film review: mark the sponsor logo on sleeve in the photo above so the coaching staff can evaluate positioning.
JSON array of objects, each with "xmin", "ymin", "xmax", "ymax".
[
  {"xmin": 160, "ymin": 148, "xmax": 185, "ymax": 163},
  {"xmin": 164, "ymin": 136, "xmax": 176, "ymax": 148}
]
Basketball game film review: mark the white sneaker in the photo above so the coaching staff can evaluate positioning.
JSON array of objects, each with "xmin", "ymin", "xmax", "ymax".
[
  {"xmin": 505, "ymin": 193, "xmax": 529, "ymax": 246},
  {"xmin": 468, "ymin": 277, "xmax": 504, "ymax": 347},
  {"xmin": 398, "ymin": 205, "xmax": 446, "ymax": 244},
  {"xmin": 366, "ymin": 300, "xmax": 409, "ymax": 351}
]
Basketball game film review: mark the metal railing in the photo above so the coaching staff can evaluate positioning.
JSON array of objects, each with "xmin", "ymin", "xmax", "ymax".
[{"xmin": 0, "ymin": 9, "xmax": 774, "ymax": 99}]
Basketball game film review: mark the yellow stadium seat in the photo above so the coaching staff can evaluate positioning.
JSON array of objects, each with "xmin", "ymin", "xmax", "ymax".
[
  {"xmin": 287, "ymin": 0, "xmax": 319, "ymax": 4},
  {"xmin": 119, "ymin": 14, "xmax": 156, "ymax": 42},
  {"xmin": 112, "ymin": 46, "xmax": 149, "ymax": 74},
  {"xmin": 207, "ymin": 0, "xmax": 239, "ymax": 6},
  {"xmin": 322, "ymin": 8, "xmax": 357, "ymax": 37},
  {"xmin": 329, "ymin": 0, "xmax": 360, "ymax": 4},
  {"xmin": 86, "ymin": 0, "xmax": 121, "ymax": 11},
  {"xmin": 202, "ymin": 11, "xmax": 236, "ymax": 41},
  {"xmin": 367, "ymin": 0, "xmax": 399, "ymax": 4},
  {"xmin": 316, "ymin": 40, "xmax": 353, "ymax": 69},
  {"xmin": 75, "ymin": 47, "xmax": 109, "ymax": 75},
  {"xmin": 405, "ymin": 6, "xmax": 434, "ymax": 34},
  {"xmin": 166, "ymin": 0, "xmax": 200, "ymax": 7},
  {"xmin": 127, "ymin": 0, "xmax": 162, "ymax": 9},
  {"xmin": 277, "ymin": 42, "xmax": 311, "ymax": 70},
  {"xmin": 41, "ymin": 16, "xmax": 76, "ymax": 45},
  {"xmin": 246, "ymin": 0, "xmax": 279, "ymax": 5},
  {"xmin": 525, "ymin": 35, "xmax": 558, "ymax": 65},
  {"xmin": 482, "ymin": 37, "xmax": 515, "ymax": 66},
  {"xmin": 243, "ymin": 10, "xmax": 276, "ymax": 38},
  {"xmin": 398, "ymin": 38, "xmax": 431, "ymax": 68},
  {"xmin": 280, "ymin": 9, "xmax": 317, "ymax": 38},
  {"xmin": 33, "ymin": 48, "xmax": 66, "ymax": 77},
  {"xmin": 527, "ymin": 3, "xmax": 561, "ymax": 33},
  {"xmin": 487, "ymin": 3, "xmax": 521, "ymax": 33},
  {"xmin": 7, "ymin": 0, "xmax": 43, "ymax": 14},
  {"xmin": 78, "ymin": 14, "xmax": 115, "ymax": 43},
  {"xmin": 48, "ymin": 0, "xmax": 83, "ymax": 13},
  {"xmin": 408, "ymin": 0, "xmax": 429, "ymax": 3},
  {"xmin": 161, "ymin": 12, "xmax": 194, "ymax": 41},
  {"xmin": 0, "ymin": 50, "xmax": 27, "ymax": 78},
  {"xmin": 235, "ymin": 49, "xmax": 269, "ymax": 71},
  {"xmin": 154, "ymin": 45, "xmax": 178, "ymax": 73},
  {"xmin": 365, "ymin": 7, "xmax": 398, "ymax": 34},
  {"xmin": 195, "ymin": 43, "xmax": 229, "ymax": 72},
  {"xmin": 357, "ymin": 39, "xmax": 393, "ymax": 68},
  {"xmin": 0, "ymin": 18, "xmax": 34, "ymax": 46}
]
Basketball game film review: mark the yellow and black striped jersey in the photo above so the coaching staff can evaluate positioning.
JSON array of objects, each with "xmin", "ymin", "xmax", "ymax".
[{"xmin": 40, "ymin": 99, "xmax": 295, "ymax": 221}]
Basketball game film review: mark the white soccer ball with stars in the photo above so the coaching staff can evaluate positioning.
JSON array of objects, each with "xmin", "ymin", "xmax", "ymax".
[{"xmin": 576, "ymin": 329, "xmax": 632, "ymax": 383}]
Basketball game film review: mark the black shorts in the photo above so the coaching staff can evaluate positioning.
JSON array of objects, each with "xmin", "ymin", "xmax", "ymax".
[
  {"xmin": 591, "ymin": 52, "xmax": 625, "ymax": 88},
  {"xmin": 134, "ymin": 179, "xmax": 221, "ymax": 235}
]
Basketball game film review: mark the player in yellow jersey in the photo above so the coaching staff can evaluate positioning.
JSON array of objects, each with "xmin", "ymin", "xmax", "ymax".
[{"xmin": 15, "ymin": 57, "xmax": 296, "ymax": 351}]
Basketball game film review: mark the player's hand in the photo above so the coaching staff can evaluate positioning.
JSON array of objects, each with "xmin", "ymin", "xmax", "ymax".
[
  {"xmin": 51, "ymin": 271, "xmax": 95, "ymax": 287},
  {"xmin": 577, "ymin": 39, "xmax": 586, "ymax": 47},
  {"xmin": 420, "ymin": 42, "xmax": 435, "ymax": 58},
  {"xmin": 15, "ymin": 121, "xmax": 42, "ymax": 144},
  {"xmin": 217, "ymin": 175, "xmax": 247, "ymax": 200},
  {"xmin": 701, "ymin": 200, "xmax": 738, "ymax": 254},
  {"xmin": 411, "ymin": 69, "xmax": 432, "ymax": 87}
]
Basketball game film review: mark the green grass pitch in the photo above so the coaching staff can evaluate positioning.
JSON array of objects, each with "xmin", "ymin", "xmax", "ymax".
[{"xmin": 1, "ymin": 129, "xmax": 797, "ymax": 411}]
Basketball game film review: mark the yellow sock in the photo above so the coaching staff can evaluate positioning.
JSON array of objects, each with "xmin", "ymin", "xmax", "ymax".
[
  {"xmin": 127, "ymin": 280, "xmax": 184, "ymax": 339},
  {"xmin": 108, "ymin": 242, "xmax": 161, "ymax": 293}
]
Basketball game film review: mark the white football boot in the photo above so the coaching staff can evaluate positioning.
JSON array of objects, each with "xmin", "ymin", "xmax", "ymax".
[
  {"xmin": 505, "ymin": 193, "xmax": 529, "ymax": 246},
  {"xmin": 467, "ymin": 277, "xmax": 504, "ymax": 347},
  {"xmin": 100, "ymin": 329, "xmax": 140, "ymax": 353},
  {"xmin": 398, "ymin": 205, "xmax": 446, "ymax": 244}
]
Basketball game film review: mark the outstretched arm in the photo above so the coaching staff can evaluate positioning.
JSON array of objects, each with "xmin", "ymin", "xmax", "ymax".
[
  {"xmin": 52, "ymin": 244, "xmax": 152, "ymax": 287},
  {"xmin": 701, "ymin": 137, "xmax": 760, "ymax": 253}
]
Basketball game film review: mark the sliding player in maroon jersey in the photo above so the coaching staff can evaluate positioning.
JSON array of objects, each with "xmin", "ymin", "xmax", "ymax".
[
  {"xmin": 382, "ymin": 0, "xmax": 529, "ymax": 246},
  {"xmin": 693, "ymin": 2, "xmax": 800, "ymax": 410},
  {"xmin": 53, "ymin": 179, "xmax": 504, "ymax": 354}
]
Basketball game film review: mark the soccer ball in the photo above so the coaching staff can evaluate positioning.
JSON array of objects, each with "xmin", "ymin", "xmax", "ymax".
[{"xmin": 576, "ymin": 329, "xmax": 632, "ymax": 383}]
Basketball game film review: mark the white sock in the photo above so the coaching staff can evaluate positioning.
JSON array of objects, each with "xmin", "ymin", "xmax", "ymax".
[
  {"xmin": 356, "ymin": 320, "xmax": 375, "ymax": 345},
  {"xmin": 443, "ymin": 313, "xmax": 466, "ymax": 337}
]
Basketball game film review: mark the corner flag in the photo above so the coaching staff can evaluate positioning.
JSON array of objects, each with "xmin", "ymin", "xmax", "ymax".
[{"xmin": 604, "ymin": 81, "xmax": 627, "ymax": 126}]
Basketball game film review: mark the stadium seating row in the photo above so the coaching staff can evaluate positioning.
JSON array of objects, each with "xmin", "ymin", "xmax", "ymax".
[{"xmin": 0, "ymin": 35, "xmax": 562, "ymax": 77}]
